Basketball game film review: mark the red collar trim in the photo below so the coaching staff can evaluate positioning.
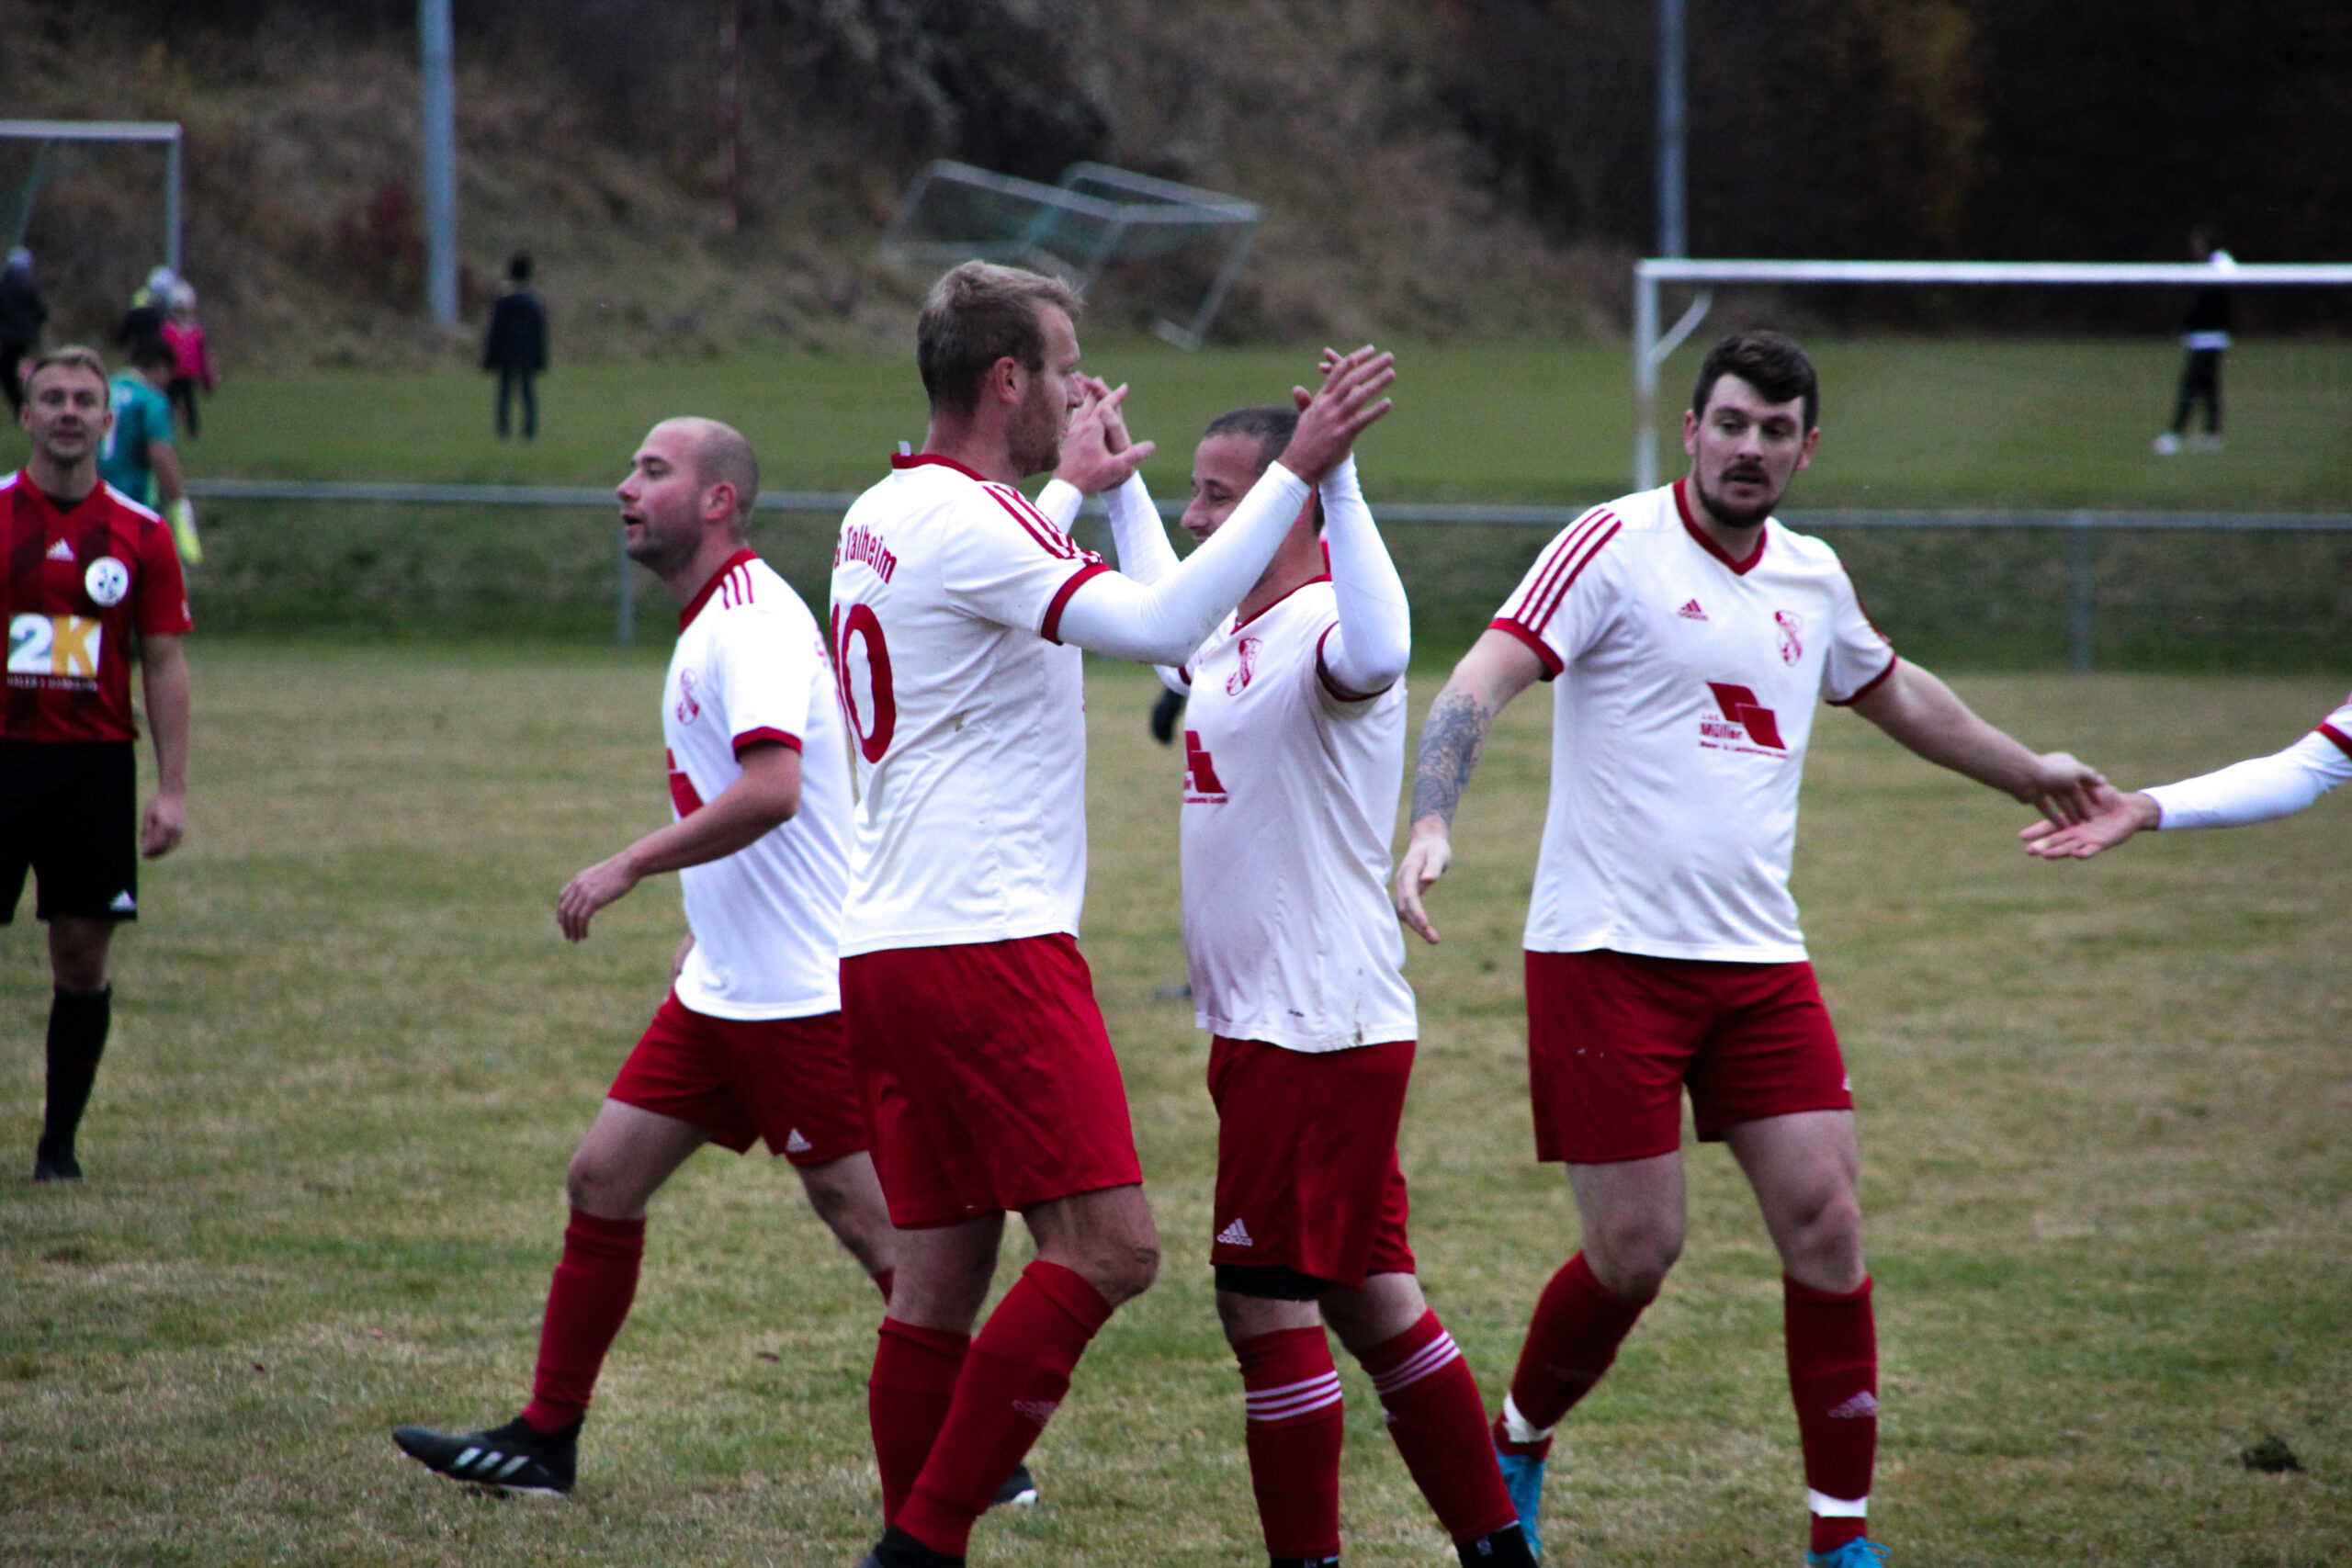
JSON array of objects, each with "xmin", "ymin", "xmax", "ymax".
[
  {"xmin": 1674, "ymin": 479, "xmax": 1767, "ymax": 576},
  {"xmin": 892, "ymin": 452, "xmax": 989, "ymax": 482},
  {"xmin": 680, "ymin": 548, "xmax": 760, "ymax": 629},
  {"xmin": 1235, "ymin": 572, "xmax": 1332, "ymax": 630}
]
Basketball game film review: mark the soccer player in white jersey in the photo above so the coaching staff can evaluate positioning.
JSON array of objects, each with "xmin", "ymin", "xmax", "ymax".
[
  {"xmin": 829, "ymin": 262, "xmax": 1392, "ymax": 1568},
  {"xmin": 2020, "ymin": 694, "xmax": 2352, "ymax": 858},
  {"xmin": 393, "ymin": 419, "xmax": 893, "ymax": 1497},
  {"xmin": 1393, "ymin": 333, "xmax": 2109, "ymax": 1568},
  {"xmin": 1083, "ymin": 397, "xmax": 1536, "ymax": 1568}
]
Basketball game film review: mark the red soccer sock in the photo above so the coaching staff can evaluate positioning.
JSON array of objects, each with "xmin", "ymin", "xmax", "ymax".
[
  {"xmin": 870, "ymin": 1317, "xmax": 972, "ymax": 1526},
  {"xmin": 520, "ymin": 1209, "xmax": 646, "ymax": 1432},
  {"xmin": 1784, "ymin": 1274, "xmax": 1877, "ymax": 1554},
  {"xmin": 896, "ymin": 1260, "xmax": 1114, "ymax": 1557},
  {"xmin": 1236, "ymin": 1326, "xmax": 1345, "ymax": 1561},
  {"xmin": 1359, "ymin": 1309, "xmax": 1520, "ymax": 1545},
  {"xmin": 1498, "ymin": 1251, "xmax": 1652, "ymax": 1455}
]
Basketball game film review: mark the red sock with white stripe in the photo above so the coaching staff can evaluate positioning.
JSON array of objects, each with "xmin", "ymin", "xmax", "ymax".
[
  {"xmin": 1495, "ymin": 1251, "xmax": 1651, "ymax": 1458},
  {"xmin": 870, "ymin": 1318, "xmax": 971, "ymax": 1526},
  {"xmin": 895, "ymin": 1261, "xmax": 1114, "ymax": 1557},
  {"xmin": 519, "ymin": 1209, "xmax": 644, "ymax": 1433},
  {"xmin": 1784, "ymin": 1274, "xmax": 1877, "ymax": 1554},
  {"xmin": 1235, "ymin": 1326, "xmax": 1345, "ymax": 1562},
  {"xmin": 1358, "ymin": 1309, "xmax": 1521, "ymax": 1545}
]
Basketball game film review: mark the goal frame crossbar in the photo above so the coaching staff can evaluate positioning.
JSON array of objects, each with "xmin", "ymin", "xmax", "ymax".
[
  {"xmin": 0, "ymin": 119, "xmax": 183, "ymax": 276},
  {"xmin": 1632, "ymin": 256, "xmax": 2352, "ymax": 490}
]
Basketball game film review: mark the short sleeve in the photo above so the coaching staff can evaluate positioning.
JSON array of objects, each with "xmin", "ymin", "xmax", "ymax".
[
  {"xmin": 1820, "ymin": 565, "xmax": 1896, "ymax": 705},
  {"xmin": 146, "ymin": 385, "xmax": 175, "ymax": 444},
  {"xmin": 2317, "ymin": 694, "xmax": 2352, "ymax": 759},
  {"xmin": 1488, "ymin": 507, "xmax": 1625, "ymax": 680},
  {"xmin": 710, "ymin": 607, "xmax": 816, "ymax": 755},
  {"xmin": 134, "ymin": 518, "xmax": 193, "ymax": 636},
  {"xmin": 940, "ymin": 482, "xmax": 1108, "ymax": 642}
]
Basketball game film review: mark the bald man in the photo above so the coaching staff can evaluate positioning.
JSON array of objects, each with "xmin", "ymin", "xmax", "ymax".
[{"xmin": 392, "ymin": 419, "xmax": 899, "ymax": 1495}]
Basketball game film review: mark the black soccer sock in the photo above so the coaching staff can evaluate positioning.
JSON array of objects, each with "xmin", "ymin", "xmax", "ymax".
[
  {"xmin": 40, "ymin": 986, "xmax": 112, "ymax": 1157},
  {"xmin": 1456, "ymin": 1523, "xmax": 1537, "ymax": 1568}
]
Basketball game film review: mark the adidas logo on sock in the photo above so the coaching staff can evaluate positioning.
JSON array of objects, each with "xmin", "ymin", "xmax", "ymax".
[
  {"xmin": 47, "ymin": 538, "xmax": 76, "ymax": 562},
  {"xmin": 785, "ymin": 1129, "xmax": 811, "ymax": 1154},
  {"xmin": 1011, "ymin": 1398, "xmax": 1060, "ymax": 1427},
  {"xmin": 1677, "ymin": 598, "xmax": 1707, "ymax": 620},
  {"xmin": 1216, "ymin": 1218, "xmax": 1252, "ymax": 1247},
  {"xmin": 1826, "ymin": 1390, "xmax": 1879, "ymax": 1419}
]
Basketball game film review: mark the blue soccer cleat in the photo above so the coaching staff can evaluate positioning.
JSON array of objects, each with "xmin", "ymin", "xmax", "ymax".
[
  {"xmin": 1495, "ymin": 1444, "xmax": 1546, "ymax": 1559},
  {"xmin": 1805, "ymin": 1538, "xmax": 1890, "ymax": 1568}
]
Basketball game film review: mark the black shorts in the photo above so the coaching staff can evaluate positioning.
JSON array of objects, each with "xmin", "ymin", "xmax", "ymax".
[{"xmin": 0, "ymin": 741, "xmax": 139, "ymax": 924}]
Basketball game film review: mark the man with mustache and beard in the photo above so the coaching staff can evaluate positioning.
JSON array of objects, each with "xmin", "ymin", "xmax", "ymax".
[{"xmin": 1392, "ymin": 332, "xmax": 2107, "ymax": 1568}]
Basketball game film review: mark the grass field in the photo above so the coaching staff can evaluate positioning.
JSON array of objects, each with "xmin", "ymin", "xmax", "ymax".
[{"xmin": 3, "ymin": 648, "xmax": 2346, "ymax": 1566}]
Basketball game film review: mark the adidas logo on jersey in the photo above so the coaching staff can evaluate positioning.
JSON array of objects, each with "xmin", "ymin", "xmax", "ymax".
[
  {"xmin": 1677, "ymin": 598, "xmax": 1706, "ymax": 620},
  {"xmin": 46, "ymin": 538, "xmax": 75, "ymax": 562},
  {"xmin": 785, "ymin": 1129, "xmax": 812, "ymax": 1154},
  {"xmin": 1826, "ymin": 1391, "xmax": 1879, "ymax": 1419},
  {"xmin": 1216, "ymin": 1218, "xmax": 1253, "ymax": 1247},
  {"xmin": 108, "ymin": 891, "xmax": 136, "ymax": 913}
]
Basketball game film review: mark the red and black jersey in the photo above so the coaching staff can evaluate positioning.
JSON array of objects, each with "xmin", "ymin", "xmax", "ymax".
[{"xmin": 2, "ymin": 472, "xmax": 193, "ymax": 744}]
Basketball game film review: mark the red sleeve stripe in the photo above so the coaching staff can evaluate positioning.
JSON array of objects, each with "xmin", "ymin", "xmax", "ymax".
[
  {"xmin": 733, "ymin": 727, "xmax": 803, "ymax": 753},
  {"xmin": 1489, "ymin": 616, "xmax": 1564, "ymax": 678},
  {"xmin": 2318, "ymin": 721, "xmax": 2352, "ymax": 759},
  {"xmin": 1041, "ymin": 561, "xmax": 1112, "ymax": 643},
  {"xmin": 1827, "ymin": 651, "xmax": 1901, "ymax": 707},
  {"xmin": 718, "ymin": 561, "xmax": 757, "ymax": 610},
  {"xmin": 1314, "ymin": 623, "xmax": 1390, "ymax": 702},
  {"xmin": 985, "ymin": 485, "xmax": 1080, "ymax": 559},
  {"xmin": 1513, "ymin": 511, "xmax": 1620, "ymax": 636}
]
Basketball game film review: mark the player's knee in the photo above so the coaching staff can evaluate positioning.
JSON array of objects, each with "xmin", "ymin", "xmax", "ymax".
[
  {"xmin": 1588, "ymin": 1215, "xmax": 1682, "ymax": 1297},
  {"xmin": 564, "ymin": 1148, "xmax": 631, "ymax": 1214}
]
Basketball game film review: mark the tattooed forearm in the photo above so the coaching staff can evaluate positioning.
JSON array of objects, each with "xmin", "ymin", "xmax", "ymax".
[{"xmin": 1409, "ymin": 684, "xmax": 1496, "ymax": 829}]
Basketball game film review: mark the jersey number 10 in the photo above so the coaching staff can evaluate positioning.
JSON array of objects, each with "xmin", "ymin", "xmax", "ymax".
[{"xmin": 830, "ymin": 603, "xmax": 896, "ymax": 763}]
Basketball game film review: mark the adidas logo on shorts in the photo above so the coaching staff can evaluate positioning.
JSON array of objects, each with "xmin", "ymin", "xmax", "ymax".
[
  {"xmin": 785, "ymin": 1129, "xmax": 811, "ymax": 1154},
  {"xmin": 1826, "ymin": 1391, "xmax": 1879, "ymax": 1419},
  {"xmin": 108, "ymin": 891, "xmax": 136, "ymax": 913},
  {"xmin": 1216, "ymin": 1218, "xmax": 1253, "ymax": 1247}
]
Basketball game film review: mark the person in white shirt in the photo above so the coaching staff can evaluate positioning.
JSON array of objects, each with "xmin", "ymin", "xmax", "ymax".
[
  {"xmin": 2020, "ymin": 694, "xmax": 2352, "ymax": 857},
  {"xmin": 391, "ymin": 418, "xmax": 889, "ymax": 1497},
  {"xmin": 1392, "ymin": 333, "xmax": 2108, "ymax": 1568},
  {"xmin": 1091, "ymin": 395, "xmax": 1533, "ymax": 1568},
  {"xmin": 831, "ymin": 262, "xmax": 1393, "ymax": 1568}
]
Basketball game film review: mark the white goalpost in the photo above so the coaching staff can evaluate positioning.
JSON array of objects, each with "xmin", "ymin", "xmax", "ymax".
[
  {"xmin": 0, "ymin": 118, "xmax": 184, "ymax": 275},
  {"xmin": 1630, "ymin": 257, "xmax": 2352, "ymax": 490}
]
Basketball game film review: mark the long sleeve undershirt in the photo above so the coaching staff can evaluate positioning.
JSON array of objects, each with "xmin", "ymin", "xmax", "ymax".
[
  {"xmin": 2144, "ymin": 729, "xmax": 2352, "ymax": 829},
  {"xmin": 1315, "ymin": 455, "xmax": 1410, "ymax": 697}
]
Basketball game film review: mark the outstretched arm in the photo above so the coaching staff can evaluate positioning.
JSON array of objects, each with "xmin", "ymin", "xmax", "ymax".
[
  {"xmin": 2022, "ymin": 728, "xmax": 2351, "ymax": 859},
  {"xmin": 1392, "ymin": 628, "xmax": 1546, "ymax": 943},
  {"xmin": 557, "ymin": 742, "xmax": 801, "ymax": 942},
  {"xmin": 1846, "ymin": 659, "xmax": 2105, "ymax": 827}
]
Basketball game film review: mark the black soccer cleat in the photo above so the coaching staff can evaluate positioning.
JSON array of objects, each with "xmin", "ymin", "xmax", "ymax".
[
  {"xmin": 32, "ymin": 1142, "xmax": 82, "ymax": 1182},
  {"xmin": 858, "ymin": 1525, "xmax": 966, "ymax": 1568},
  {"xmin": 391, "ymin": 1415, "xmax": 578, "ymax": 1495},
  {"xmin": 990, "ymin": 1460, "xmax": 1038, "ymax": 1508}
]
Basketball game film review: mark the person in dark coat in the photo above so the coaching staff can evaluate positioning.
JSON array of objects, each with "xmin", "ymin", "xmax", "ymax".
[
  {"xmin": 483, "ymin": 253, "xmax": 549, "ymax": 441},
  {"xmin": 0, "ymin": 247, "xmax": 50, "ymax": 414},
  {"xmin": 2154, "ymin": 227, "xmax": 2234, "ymax": 455}
]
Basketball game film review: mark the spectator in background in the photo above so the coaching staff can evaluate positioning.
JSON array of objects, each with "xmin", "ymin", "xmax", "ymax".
[
  {"xmin": 483, "ymin": 253, "xmax": 548, "ymax": 441},
  {"xmin": 116, "ymin": 266, "xmax": 175, "ymax": 362},
  {"xmin": 159, "ymin": 282, "xmax": 216, "ymax": 440},
  {"xmin": 2154, "ymin": 226, "xmax": 2233, "ymax": 456},
  {"xmin": 0, "ymin": 247, "xmax": 48, "ymax": 414},
  {"xmin": 99, "ymin": 338, "xmax": 200, "ymax": 567}
]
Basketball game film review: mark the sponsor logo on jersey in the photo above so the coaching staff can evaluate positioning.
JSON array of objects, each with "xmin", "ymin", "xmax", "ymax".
[
  {"xmin": 834, "ymin": 523, "xmax": 899, "ymax": 583},
  {"xmin": 1677, "ymin": 598, "xmax": 1707, "ymax": 621},
  {"xmin": 45, "ymin": 537, "xmax": 74, "ymax": 562},
  {"xmin": 674, "ymin": 668, "xmax": 702, "ymax": 725},
  {"xmin": 1216, "ymin": 1217, "xmax": 1253, "ymax": 1247},
  {"xmin": 1775, "ymin": 609, "xmax": 1805, "ymax": 666},
  {"xmin": 666, "ymin": 747, "xmax": 705, "ymax": 818},
  {"xmin": 1826, "ymin": 1390, "xmax": 1879, "ymax": 1419},
  {"xmin": 7, "ymin": 614, "xmax": 102, "ymax": 679},
  {"xmin": 1182, "ymin": 729, "xmax": 1229, "ymax": 804},
  {"xmin": 1226, "ymin": 635, "xmax": 1262, "ymax": 695},
  {"xmin": 85, "ymin": 557, "xmax": 130, "ymax": 607},
  {"xmin": 1699, "ymin": 682, "xmax": 1786, "ymax": 751}
]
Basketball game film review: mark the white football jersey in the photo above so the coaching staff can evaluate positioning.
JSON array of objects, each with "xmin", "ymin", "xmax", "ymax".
[
  {"xmin": 829, "ymin": 455, "xmax": 1110, "ymax": 955},
  {"xmin": 1494, "ymin": 479, "xmax": 1895, "ymax": 963},
  {"xmin": 663, "ymin": 551, "xmax": 853, "ymax": 1019},
  {"xmin": 1177, "ymin": 579, "xmax": 1417, "ymax": 1052}
]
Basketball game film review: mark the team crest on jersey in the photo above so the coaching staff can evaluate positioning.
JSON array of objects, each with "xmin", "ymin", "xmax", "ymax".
[
  {"xmin": 84, "ymin": 557, "xmax": 130, "ymax": 608},
  {"xmin": 1774, "ymin": 610, "xmax": 1805, "ymax": 666},
  {"xmin": 1226, "ymin": 636, "xmax": 1263, "ymax": 695},
  {"xmin": 674, "ymin": 668, "xmax": 702, "ymax": 725}
]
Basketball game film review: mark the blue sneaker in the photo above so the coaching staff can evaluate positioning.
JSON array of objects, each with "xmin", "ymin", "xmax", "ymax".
[
  {"xmin": 1805, "ymin": 1539, "xmax": 1890, "ymax": 1568},
  {"xmin": 1495, "ymin": 1445, "xmax": 1546, "ymax": 1559}
]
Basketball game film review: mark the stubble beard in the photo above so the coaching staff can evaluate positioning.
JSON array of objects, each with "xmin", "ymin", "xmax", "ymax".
[
  {"xmin": 1007, "ymin": 384, "xmax": 1065, "ymax": 479},
  {"xmin": 624, "ymin": 508, "xmax": 700, "ymax": 575},
  {"xmin": 1695, "ymin": 465, "xmax": 1784, "ymax": 531}
]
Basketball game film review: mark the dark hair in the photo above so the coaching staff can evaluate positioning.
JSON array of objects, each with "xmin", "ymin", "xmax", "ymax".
[
  {"xmin": 1691, "ymin": 331, "xmax": 1819, "ymax": 432},
  {"xmin": 1202, "ymin": 404, "xmax": 1297, "ymax": 474},
  {"xmin": 131, "ymin": 337, "xmax": 177, "ymax": 373},
  {"xmin": 508, "ymin": 252, "xmax": 533, "ymax": 283},
  {"xmin": 917, "ymin": 262, "xmax": 1084, "ymax": 416}
]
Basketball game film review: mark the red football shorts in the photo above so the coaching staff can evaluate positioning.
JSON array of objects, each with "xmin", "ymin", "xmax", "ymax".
[
  {"xmin": 841, "ymin": 933, "xmax": 1144, "ymax": 1229},
  {"xmin": 1207, "ymin": 1035, "xmax": 1418, "ymax": 1288},
  {"xmin": 1525, "ymin": 948, "xmax": 1851, "ymax": 1164},
  {"xmin": 606, "ymin": 993, "xmax": 866, "ymax": 1166}
]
